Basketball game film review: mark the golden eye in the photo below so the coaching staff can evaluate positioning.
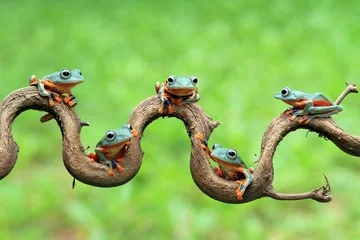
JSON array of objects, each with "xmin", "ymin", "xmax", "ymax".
[
  {"xmin": 227, "ymin": 149, "xmax": 237, "ymax": 159},
  {"xmin": 106, "ymin": 131, "xmax": 116, "ymax": 141},
  {"xmin": 60, "ymin": 69, "xmax": 71, "ymax": 79}
]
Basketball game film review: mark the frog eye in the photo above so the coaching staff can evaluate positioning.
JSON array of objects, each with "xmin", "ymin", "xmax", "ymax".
[
  {"xmin": 281, "ymin": 87, "xmax": 290, "ymax": 97},
  {"xmin": 191, "ymin": 76, "xmax": 198, "ymax": 84},
  {"xmin": 227, "ymin": 149, "xmax": 237, "ymax": 160},
  {"xmin": 167, "ymin": 76, "xmax": 175, "ymax": 83},
  {"xmin": 127, "ymin": 124, "xmax": 133, "ymax": 131},
  {"xmin": 60, "ymin": 69, "xmax": 71, "ymax": 79},
  {"xmin": 106, "ymin": 131, "xmax": 116, "ymax": 141}
]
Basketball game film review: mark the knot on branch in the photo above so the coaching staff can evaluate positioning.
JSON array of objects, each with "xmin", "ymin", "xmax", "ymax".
[{"xmin": 0, "ymin": 83, "xmax": 358, "ymax": 203}]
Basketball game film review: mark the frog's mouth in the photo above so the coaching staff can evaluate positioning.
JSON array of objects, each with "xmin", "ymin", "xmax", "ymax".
[{"xmin": 165, "ymin": 88, "xmax": 194, "ymax": 97}]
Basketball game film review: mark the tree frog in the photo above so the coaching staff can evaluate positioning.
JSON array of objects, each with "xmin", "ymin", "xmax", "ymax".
[
  {"xmin": 87, "ymin": 124, "xmax": 138, "ymax": 176},
  {"xmin": 29, "ymin": 69, "xmax": 84, "ymax": 107},
  {"xmin": 155, "ymin": 75, "xmax": 200, "ymax": 114},
  {"xmin": 196, "ymin": 133, "xmax": 255, "ymax": 200},
  {"xmin": 274, "ymin": 87, "xmax": 343, "ymax": 124}
]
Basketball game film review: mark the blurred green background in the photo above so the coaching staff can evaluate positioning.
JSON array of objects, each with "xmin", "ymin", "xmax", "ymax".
[{"xmin": 1, "ymin": 0, "xmax": 359, "ymax": 239}]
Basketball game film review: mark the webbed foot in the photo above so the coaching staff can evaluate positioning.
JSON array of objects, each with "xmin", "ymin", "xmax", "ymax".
[
  {"xmin": 111, "ymin": 159, "xmax": 124, "ymax": 173},
  {"xmin": 29, "ymin": 75, "xmax": 38, "ymax": 86},
  {"xmin": 65, "ymin": 96, "xmax": 77, "ymax": 107},
  {"xmin": 235, "ymin": 180, "xmax": 247, "ymax": 200}
]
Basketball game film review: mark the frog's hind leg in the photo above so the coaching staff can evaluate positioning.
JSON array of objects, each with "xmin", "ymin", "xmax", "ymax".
[
  {"xmin": 235, "ymin": 168, "xmax": 253, "ymax": 200},
  {"xmin": 299, "ymin": 108, "xmax": 343, "ymax": 124}
]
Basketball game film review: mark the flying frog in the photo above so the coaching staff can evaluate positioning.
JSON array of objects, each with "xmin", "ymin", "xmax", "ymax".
[
  {"xmin": 87, "ymin": 124, "xmax": 138, "ymax": 176},
  {"xmin": 196, "ymin": 133, "xmax": 255, "ymax": 200},
  {"xmin": 155, "ymin": 75, "xmax": 200, "ymax": 114},
  {"xmin": 274, "ymin": 87, "xmax": 343, "ymax": 124},
  {"xmin": 29, "ymin": 68, "xmax": 84, "ymax": 107}
]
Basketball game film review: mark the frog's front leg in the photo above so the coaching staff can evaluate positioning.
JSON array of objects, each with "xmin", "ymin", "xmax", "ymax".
[
  {"xmin": 182, "ymin": 92, "xmax": 200, "ymax": 105},
  {"xmin": 235, "ymin": 168, "xmax": 253, "ymax": 200},
  {"xmin": 289, "ymin": 100, "xmax": 313, "ymax": 120}
]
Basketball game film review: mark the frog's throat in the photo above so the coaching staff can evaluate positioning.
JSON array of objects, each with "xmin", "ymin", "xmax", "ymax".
[
  {"xmin": 96, "ymin": 138, "xmax": 131, "ymax": 152},
  {"xmin": 210, "ymin": 156, "xmax": 242, "ymax": 169},
  {"xmin": 42, "ymin": 80, "xmax": 83, "ymax": 93},
  {"xmin": 164, "ymin": 89, "xmax": 194, "ymax": 98}
]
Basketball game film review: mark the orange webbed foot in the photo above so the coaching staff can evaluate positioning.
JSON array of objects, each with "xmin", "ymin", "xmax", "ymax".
[
  {"xmin": 49, "ymin": 99, "xmax": 56, "ymax": 107},
  {"xmin": 235, "ymin": 180, "xmax": 246, "ymax": 200},
  {"xmin": 158, "ymin": 107, "xmax": 164, "ymax": 114},
  {"xmin": 167, "ymin": 104, "xmax": 174, "ymax": 114},
  {"xmin": 115, "ymin": 163, "xmax": 124, "ymax": 173},
  {"xmin": 297, "ymin": 116, "xmax": 308, "ymax": 124},
  {"xmin": 29, "ymin": 75, "xmax": 38, "ymax": 86},
  {"xmin": 108, "ymin": 168, "xmax": 115, "ymax": 176}
]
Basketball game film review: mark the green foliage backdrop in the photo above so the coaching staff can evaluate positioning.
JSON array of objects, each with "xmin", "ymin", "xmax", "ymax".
[{"xmin": 1, "ymin": 0, "xmax": 359, "ymax": 239}]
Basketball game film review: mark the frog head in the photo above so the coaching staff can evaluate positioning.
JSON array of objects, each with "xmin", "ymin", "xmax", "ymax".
[
  {"xmin": 165, "ymin": 75, "xmax": 198, "ymax": 96},
  {"xmin": 96, "ymin": 124, "xmax": 137, "ymax": 148},
  {"xmin": 210, "ymin": 144, "xmax": 243, "ymax": 167},
  {"xmin": 42, "ymin": 68, "xmax": 84, "ymax": 85},
  {"xmin": 274, "ymin": 87, "xmax": 303, "ymax": 101}
]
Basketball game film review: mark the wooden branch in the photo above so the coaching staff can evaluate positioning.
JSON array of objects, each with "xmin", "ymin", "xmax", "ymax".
[{"xmin": 0, "ymin": 83, "xmax": 358, "ymax": 204}]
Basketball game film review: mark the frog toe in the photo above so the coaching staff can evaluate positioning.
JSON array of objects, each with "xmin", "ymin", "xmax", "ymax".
[
  {"xmin": 108, "ymin": 168, "xmax": 115, "ymax": 176},
  {"xmin": 236, "ymin": 192, "xmax": 243, "ymax": 200}
]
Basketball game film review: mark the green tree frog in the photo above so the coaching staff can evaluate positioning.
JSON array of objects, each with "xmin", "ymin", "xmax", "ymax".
[
  {"xmin": 155, "ymin": 75, "xmax": 200, "ymax": 114},
  {"xmin": 196, "ymin": 133, "xmax": 255, "ymax": 200},
  {"xmin": 87, "ymin": 124, "xmax": 138, "ymax": 176},
  {"xmin": 29, "ymin": 69, "xmax": 84, "ymax": 107},
  {"xmin": 275, "ymin": 87, "xmax": 343, "ymax": 124}
]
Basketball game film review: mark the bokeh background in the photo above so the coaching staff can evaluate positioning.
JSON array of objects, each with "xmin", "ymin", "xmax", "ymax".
[{"xmin": 1, "ymin": 0, "xmax": 359, "ymax": 239}]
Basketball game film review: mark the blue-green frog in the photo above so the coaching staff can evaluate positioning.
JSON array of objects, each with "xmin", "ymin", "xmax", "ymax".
[
  {"xmin": 155, "ymin": 75, "xmax": 200, "ymax": 114},
  {"xmin": 87, "ymin": 124, "xmax": 138, "ymax": 176},
  {"xmin": 196, "ymin": 133, "xmax": 255, "ymax": 200},
  {"xmin": 274, "ymin": 87, "xmax": 343, "ymax": 124},
  {"xmin": 29, "ymin": 69, "xmax": 84, "ymax": 107}
]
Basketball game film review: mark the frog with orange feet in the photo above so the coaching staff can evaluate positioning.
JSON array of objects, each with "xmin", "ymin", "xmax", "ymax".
[
  {"xmin": 155, "ymin": 75, "xmax": 200, "ymax": 114},
  {"xmin": 29, "ymin": 69, "xmax": 84, "ymax": 107},
  {"xmin": 196, "ymin": 133, "xmax": 255, "ymax": 200},
  {"xmin": 87, "ymin": 124, "xmax": 138, "ymax": 176},
  {"xmin": 275, "ymin": 87, "xmax": 343, "ymax": 124}
]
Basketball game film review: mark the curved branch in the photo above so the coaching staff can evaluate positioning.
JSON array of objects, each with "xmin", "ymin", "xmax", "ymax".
[
  {"xmin": 0, "ymin": 87, "xmax": 141, "ymax": 187},
  {"xmin": 1, "ymin": 85, "xmax": 359, "ymax": 204}
]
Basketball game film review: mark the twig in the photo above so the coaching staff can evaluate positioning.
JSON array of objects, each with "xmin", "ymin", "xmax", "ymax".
[{"xmin": 334, "ymin": 82, "xmax": 358, "ymax": 105}]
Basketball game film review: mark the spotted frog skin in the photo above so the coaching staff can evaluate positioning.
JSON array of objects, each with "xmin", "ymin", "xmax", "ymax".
[
  {"xmin": 29, "ymin": 69, "xmax": 84, "ymax": 107},
  {"xmin": 87, "ymin": 124, "xmax": 138, "ymax": 176},
  {"xmin": 155, "ymin": 75, "xmax": 200, "ymax": 114},
  {"xmin": 196, "ymin": 133, "xmax": 255, "ymax": 200},
  {"xmin": 275, "ymin": 87, "xmax": 343, "ymax": 124}
]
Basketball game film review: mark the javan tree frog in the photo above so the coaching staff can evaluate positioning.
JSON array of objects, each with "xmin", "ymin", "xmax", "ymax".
[
  {"xmin": 275, "ymin": 87, "xmax": 343, "ymax": 124},
  {"xmin": 155, "ymin": 75, "xmax": 200, "ymax": 114},
  {"xmin": 29, "ymin": 69, "xmax": 84, "ymax": 107},
  {"xmin": 196, "ymin": 133, "xmax": 255, "ymax": 200},
  {"xmin": 87, "ymin": 124, "xmax": 138, "ymax": 176}
]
